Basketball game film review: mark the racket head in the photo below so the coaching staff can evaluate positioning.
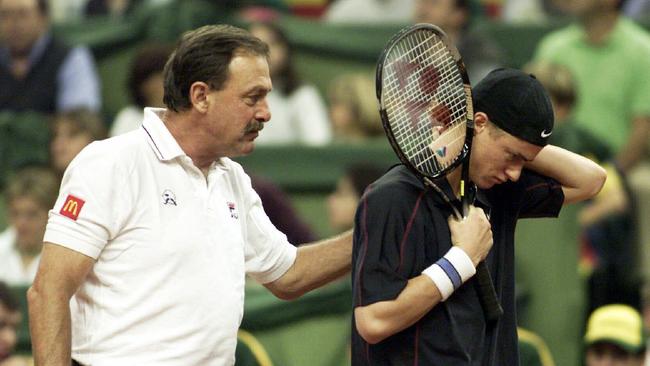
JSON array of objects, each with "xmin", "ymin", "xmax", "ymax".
[{"xmin": 376, "ymin": 23, "xmax": 474, "ymax": 181}]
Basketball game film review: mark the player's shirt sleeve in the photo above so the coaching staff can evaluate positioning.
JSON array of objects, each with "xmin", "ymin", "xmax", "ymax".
[
  {"xmin": 352, "ymin": 183, "xmax": 427, "ymax": 307},
  {"xmin": 503, "ymin": 169, "xmax": 565, "ymax": 219}
]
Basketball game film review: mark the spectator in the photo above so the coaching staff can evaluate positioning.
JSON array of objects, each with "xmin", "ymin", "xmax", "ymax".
[
  {"xmin": 533, "ymin": 0, "xmax": 650, "ymax": 305},
  {"xmin": 0, "ymin": 0, "xmax": 101, "ymax": 114},
  {"xmin": 327, "ymin": 73, "xmax": 383, "ymax": 143},
  {"xmin": 0, "ymin": 167, "xmax": 59, "ymax": 286},
  {"xmin": 413, "ymin": 0, "xmax": 505, "ymax": 84},
  {"xmin": 50, "ymin": 108, "xmax": 107, "ymax": 176},
  {"xmin": 250, "ymin": 175, "xmax": 317, "ymax": 244},
  {"xmin": 526, "ymin": 59, "xmax": 640, "ymax": 320},
  {"xmin": 0, "ymin": 281, "xmax": 30, "ymax": 366},
  {"xmin": 327, "ymin": 163, "xmax": 384, "ymax": 232},
  {"xmin": 249, "ymin": 22, "xmax": 332, "ymax": 146},
  {"xmin": 324, "ymin": 0, "xmax": 415, "ymax": 24},
  {"xmin": 584, "ymin": 304, "xmax": 646, "ymax": 366},
  {"xmin": 110, "ymin": 43, "xmax": 172, "ymax": 137}
]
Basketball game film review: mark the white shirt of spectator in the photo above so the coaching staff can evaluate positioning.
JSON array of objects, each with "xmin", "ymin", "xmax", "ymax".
[
  {"xmin": 44, "ymin": 108, "xmax": 297, "ymax": 366},
  {"xmin": 0, "ymin": 227, "xmax": 40, "ymax": 286}
]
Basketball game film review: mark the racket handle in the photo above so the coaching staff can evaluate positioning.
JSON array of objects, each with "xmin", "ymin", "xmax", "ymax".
[{"xmin": 475, "ymin": 261, "xmax": 503, "ymax": 323}]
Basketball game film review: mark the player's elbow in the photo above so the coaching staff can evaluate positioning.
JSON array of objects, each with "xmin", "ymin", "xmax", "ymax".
[{"xmin": 355, "ymin": 308, "xmax": 391, "ymax": 344}]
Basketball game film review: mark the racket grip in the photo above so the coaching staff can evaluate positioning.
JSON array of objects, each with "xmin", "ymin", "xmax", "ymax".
[{"xmin": 475, "ymin": 261, "xmax": 503, "ymax": 323}]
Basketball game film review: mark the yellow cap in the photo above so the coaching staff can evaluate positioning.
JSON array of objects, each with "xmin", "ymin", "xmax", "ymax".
[{"xmin": 584, "ymin": 304, "xmax": 645, "ymax": 353}]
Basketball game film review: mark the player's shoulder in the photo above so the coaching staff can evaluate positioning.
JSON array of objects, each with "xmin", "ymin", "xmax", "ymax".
[{"xmin": 365, "ymin": 164, "xmax": 424, "ymax": 200}]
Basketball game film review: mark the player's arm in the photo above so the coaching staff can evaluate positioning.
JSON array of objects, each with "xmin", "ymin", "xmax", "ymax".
[
  {"xmin": 355, "ymin": 206, "xmax": 492, "ymax": 344},
  {"xmin": 526, "ymin": 144, "xmax": 606, "ymax": 205},
  {"xmin": 28, "ymin": 243, "xmax": 94, "ymax": 366},
  {"xmin": 264, "ymin": 230, "xmax": 352, "ymax": 300}
]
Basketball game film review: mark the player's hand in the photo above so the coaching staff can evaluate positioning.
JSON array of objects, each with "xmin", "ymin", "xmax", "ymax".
[{"xmin": 448, "ymin": 205, "xmax": 493, "ymax": 266}]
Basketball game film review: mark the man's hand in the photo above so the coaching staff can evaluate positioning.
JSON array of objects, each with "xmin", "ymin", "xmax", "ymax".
[{"xmin": 447, "ymin": 206, "xmax": 493, "ymax": 266}]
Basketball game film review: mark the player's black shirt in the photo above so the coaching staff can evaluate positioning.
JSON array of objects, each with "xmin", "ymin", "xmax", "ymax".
[{"xmin": 351, "ymin": 164, "xmax": 564, "ymax": 366}]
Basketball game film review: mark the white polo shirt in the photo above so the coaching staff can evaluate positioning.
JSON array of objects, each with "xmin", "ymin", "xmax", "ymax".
[{"xmin": 44, "ymin": 108, "xmax": 297, "ymax": 366}]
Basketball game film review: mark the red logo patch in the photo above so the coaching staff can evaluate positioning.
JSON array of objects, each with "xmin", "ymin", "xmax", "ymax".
[{"xmin": 59, "ymin": 195, "xmax": 85, "ymax": 221}]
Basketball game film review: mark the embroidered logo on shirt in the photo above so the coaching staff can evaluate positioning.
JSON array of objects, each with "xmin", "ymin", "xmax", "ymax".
[
  {"xmin": 60, "ymin": 195, "xmax": 85, "ymax": 221},
  {"xmin": 162, "ymin": 189, "xmax": 177, "ymax": 206},
  {"xmin": 227, "ymin": 202, "xmax": 239, "ymax": 219}
]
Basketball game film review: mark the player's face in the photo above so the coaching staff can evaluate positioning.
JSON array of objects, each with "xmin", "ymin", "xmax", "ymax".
[
  {"xmin": 204, "ymin": 53, "xmax": 271, "ymax": 158},
  {"xmin": 0, "ymin": 304, "xmax": 20, "ymax": 362},
  {"xmin": 585, "ymin": 343, "xmax": 644, "ymax": 366},
  {"xmin": 8, "ymin": 195, "xmax": 48, "ymax": 254},
  {"xmin": 470, "ymin": 120, "xmax": 542, "ymax": 189}
]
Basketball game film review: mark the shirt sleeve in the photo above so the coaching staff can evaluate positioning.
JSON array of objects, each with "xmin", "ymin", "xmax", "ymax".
[
  {"xmin": 353, "ymin": 184, "xmax": 426, "ymax": 307},
  {"xmin": 235, "ymin": 167, "xmax": 297, "ymax": 284},
  {"xmin": 516, "ymin": 170, "xmax": 565, "ymax": 219},
  {"xmin": 57, "ymin": 46, "xmax": 101, "ymax": 112},
  {"xmin": 44, "ymin": 142, "xmax": 129, "ymax": 259}
]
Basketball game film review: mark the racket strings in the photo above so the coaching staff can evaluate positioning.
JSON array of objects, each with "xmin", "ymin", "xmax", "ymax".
[{"xmin": 381, "ymin": 29, "xmax": 467, "ymax": 176}]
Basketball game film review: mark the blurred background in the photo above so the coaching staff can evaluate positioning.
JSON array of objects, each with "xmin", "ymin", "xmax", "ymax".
[{"xmin": 1, "ymin": 0, "xmax": 649, "ymax": 365}]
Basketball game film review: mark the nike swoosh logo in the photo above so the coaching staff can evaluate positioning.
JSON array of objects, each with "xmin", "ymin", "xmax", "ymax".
[{"xmin": 541, "ymin": 129, "xmax": 552, "ymax": 138}]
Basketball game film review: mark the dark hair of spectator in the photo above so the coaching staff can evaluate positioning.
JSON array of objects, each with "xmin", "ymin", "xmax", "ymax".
[
  {"xmin": 254, "ymin": 22, "xmax": 301, "ymax": 95},
  {"xmin": 163, "ymin": 24, "xmax": 269, "ymax": 112},
  {"xmin": 129, "ymin": 44, "xmax": 174, "ymax": 108}
]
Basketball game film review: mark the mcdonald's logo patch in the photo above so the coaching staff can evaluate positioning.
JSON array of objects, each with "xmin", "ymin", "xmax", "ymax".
[{"xmin": 60, "ymin": 195, "xmax": 85, "ymax": 221}]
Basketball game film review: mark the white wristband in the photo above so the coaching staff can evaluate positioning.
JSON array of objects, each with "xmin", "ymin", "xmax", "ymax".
[
  {"xmin": 422, "ymin": 264, "xmax": 454, "ymax": 301},
  {"xmin": 422, "ymin": 247, "xmax": 477, "ymax": 301}
]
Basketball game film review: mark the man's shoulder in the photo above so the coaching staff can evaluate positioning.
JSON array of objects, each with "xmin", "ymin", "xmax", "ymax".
[{"xmin": 69, "ymin": 130, "xmax": 145, "ymax": 174}]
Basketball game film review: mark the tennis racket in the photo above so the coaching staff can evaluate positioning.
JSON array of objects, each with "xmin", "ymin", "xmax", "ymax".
[{"xmin": 376, "ymin": 23, "xmax": 503, "ymax": 323}]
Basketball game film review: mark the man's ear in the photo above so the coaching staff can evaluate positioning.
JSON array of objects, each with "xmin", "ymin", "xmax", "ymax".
[
  {"xmin": 473, "ymin": 112, "xmax": 488, "ymax": 134},
  {"xmin": 189, "ymin": 81, "xmax": 210, "ymax": 113}
]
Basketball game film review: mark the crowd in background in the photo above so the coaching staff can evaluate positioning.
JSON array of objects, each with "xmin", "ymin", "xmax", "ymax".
[{"xmin": 1, "ymin": 0, "xmax": 649, "ymax": 365}]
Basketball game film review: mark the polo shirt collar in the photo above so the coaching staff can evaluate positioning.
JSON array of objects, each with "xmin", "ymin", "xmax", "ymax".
[
  {"xmin": 141, "ymin": 108, "xmax": 186, "ymax": 161},
  {"xmin": 140, "ymin": 108, "xmax": 230, "ymax": 171}
]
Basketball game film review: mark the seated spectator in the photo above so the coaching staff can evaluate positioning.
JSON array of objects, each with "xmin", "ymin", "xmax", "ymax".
[
  {"xmin": 583, "ymin": 304, "xmax": 646, "ymax": 366},
  {"xmin": 0, "ymin": 0, "xmax": 101, "ymax": 114},
  {"xmin": 327, "ymin": 73, "xmax": 383, "ymax": 143},
  {"xmin": 50, "ymin": 108, "xmax": 107, "ymax": 176},
  {"xmin": 0, "ymin": 281, "xmax": 31, "ymax": 366},
  {"xmin": 324, "ymin": 0, "xmax": 415, "ymax": 24},
  {"xmin": 250, "ymin": 175, "xmax": 316, "ymax": 244},
  {"xmin": 327, "ymin": 163, "xmax": 385, "ymax": 232},
  {"xmin": 110, "ymin": 43, "xmax": 172, "ymax": 136},
  {"xmin": 525, "ymin": 61, "xmax": 640, "ymax": 313},
  {"xmin": 413, "ymin": 0, "xmax": 505, "ymax": 84},
  {"xmin": 0, "ymin": 167, "xmax": 59, "ymax": 286},
  {"xmin": 84, "ymin": 0, "xmax": 141, "ymax": 18},
  {"xmin": 249, "ymin": 22, "xmax": 332, "ymax": 146}
]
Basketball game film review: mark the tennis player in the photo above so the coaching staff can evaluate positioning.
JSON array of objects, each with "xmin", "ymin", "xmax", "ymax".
[{"xmin": 352, "ymin": 68, "xmax": 606, "ymax": 365}]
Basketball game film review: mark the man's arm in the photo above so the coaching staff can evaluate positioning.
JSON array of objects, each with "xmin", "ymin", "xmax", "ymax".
[
  {"xmin": 354, "ymin": 206, "xmax": 492, "ymax": 344},
  {"xmin": 28, "ymin": 243, "xmax": 94, "ymax": 366},
  {"xmin": 264, "ymin": 230, "xmax": 353, "ymax": 300},
  {"xmin": 616, "ymin": 116, "xmax": 650, "ymax": 172},
  {"xmin": 526, "ymin": 145, "xmax": 606, "ymax": 204}
]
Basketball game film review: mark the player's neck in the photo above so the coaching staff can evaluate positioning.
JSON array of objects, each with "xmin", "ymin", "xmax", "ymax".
[{"xmin": 446, "ymin": 165, "xmax": 463, "ymax": 198}]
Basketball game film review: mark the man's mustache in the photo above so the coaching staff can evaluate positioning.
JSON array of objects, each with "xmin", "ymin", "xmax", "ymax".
[{"xmin": 245, "ymin": 121, "xmax": 264, "ymax": 134}]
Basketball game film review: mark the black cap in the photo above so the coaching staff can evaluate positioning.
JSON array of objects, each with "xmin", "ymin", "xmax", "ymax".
[{"xmin": 473, "ymin": 68, "xmax": 554, "ymax": 147}]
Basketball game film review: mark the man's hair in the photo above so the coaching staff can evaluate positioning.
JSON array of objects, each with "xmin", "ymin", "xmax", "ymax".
[
  {"xmin": 5, "ymin": 166, "xmax": 59, "ymax": 210},
  {"xmin": 0, "ymin": 281, "xmax": 18, "ymax": 312},
  {"xmin": 163, "ymin": 24, "xmax": 269, "ymax": 112}
]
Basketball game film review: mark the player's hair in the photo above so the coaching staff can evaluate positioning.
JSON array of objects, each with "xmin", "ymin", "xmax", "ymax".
[{"xmin": 163, "ymin": 24, "xmax": 269, "ymax": 112}]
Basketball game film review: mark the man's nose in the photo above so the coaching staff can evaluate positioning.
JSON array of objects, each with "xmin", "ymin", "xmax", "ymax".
[{"xmin": 256, "ymin": 99, "xmax": 271, "ymax": 122}]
